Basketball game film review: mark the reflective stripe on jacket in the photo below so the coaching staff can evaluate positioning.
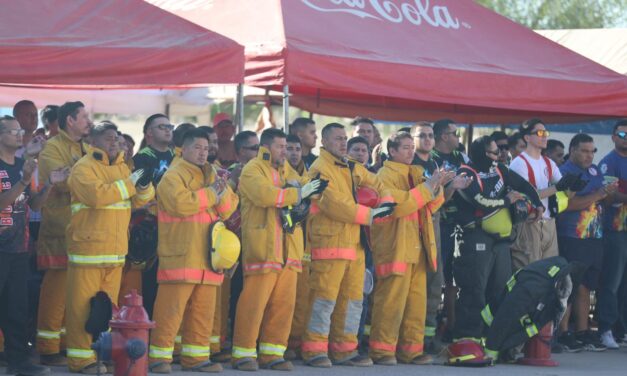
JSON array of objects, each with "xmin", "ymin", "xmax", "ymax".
[
  {"xmin": 157, "ymin": 158, "xmax": 238, "ymax": 285},
  {"xmin": 66, "ymin": 148, "xmax": 154, "ymax": 267}
]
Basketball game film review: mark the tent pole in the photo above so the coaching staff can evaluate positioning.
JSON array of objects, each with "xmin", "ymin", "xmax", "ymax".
[
  {"xmin": 283, "ymin": 85, "xmax": 289, "ymax": 132},
  {"xmin": 235, "ymin": 83, "xmax": 244, "ymax": 132}
]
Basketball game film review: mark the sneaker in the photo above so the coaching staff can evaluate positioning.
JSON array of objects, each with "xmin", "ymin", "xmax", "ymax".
[
  {"xmin": 599, "ymin": 330, "xmax": 619, "ymax": 350},
  {"xmin": 7, "ymin": 362, "xmax": 50, "ymax": 376},
  {"xmin": 575, "ymin": 330, "xmax": 607, "ymax": 352},
  {"xmin": 557, "ymin": 331, "xmax": 584, "ymax": 353},
  {"xmin": 39, "ymin": 353, "xmax": 67, "ymax": 366}
]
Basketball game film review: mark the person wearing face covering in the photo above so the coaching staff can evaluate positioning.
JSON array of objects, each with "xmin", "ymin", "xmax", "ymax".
[{"xmin": 449, "ymin": 136, "xmax": 542, "ymax": 360}]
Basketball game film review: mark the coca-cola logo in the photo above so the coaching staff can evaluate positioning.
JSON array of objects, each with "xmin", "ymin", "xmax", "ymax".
[{"xmin": 301, "ymin": 0, "xmax": 469, "ymax": 29}]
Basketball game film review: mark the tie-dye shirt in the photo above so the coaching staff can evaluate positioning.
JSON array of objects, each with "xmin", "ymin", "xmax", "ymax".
[
  {"xmin": 557, "ymin": 161, "xmax": 604, "ymax": 239},
  {"xmin": 599, "ymin": 150, "xmax": 627, "ymax": 233}
]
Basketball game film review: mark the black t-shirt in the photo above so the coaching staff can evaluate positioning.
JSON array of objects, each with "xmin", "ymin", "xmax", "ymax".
[
  {"xmin": 412, "ymin": 153, "xmax": 438, "ymax": 178},
  {"xmin": 431, "ymin": 149, "xmax": 468, "ymax": 224},
  {"xmin": 302, "ymin": 152, "xmax": 318, "ymax": 171},
  {"xmin": 0, "ymin": 157, "xmax": 30, "ymax": 253},
  {"xmin": 132, "ymin": 146, "xmax": 175, "ymax": 186}
]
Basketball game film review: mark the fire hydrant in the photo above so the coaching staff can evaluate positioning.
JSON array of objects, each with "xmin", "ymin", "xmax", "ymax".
[{"xmin": 92, "ymin": 290, "xmax": 155, "ymax": 376}]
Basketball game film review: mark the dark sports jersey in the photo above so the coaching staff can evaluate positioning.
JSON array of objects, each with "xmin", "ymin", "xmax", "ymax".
[
  {"xmin": 431, "ymin": 149, "xmax": 468, "ymax": 223},
  {"xmin": 0, "ymin": 157, "xmax": 30, "ymax": 253},
  {"xmin": 132, "ymin": 146, "xmax": 175, "ymax": 186},
  {"xmin": 412, "ymin": 153, "xmax": 438, "ymax": 178},
  {"xmin": 599, "ymin": 150, "xmax": 627, "ymax": 232},
  {"xmin": 302, "ymin": 152, "xmax": 318, "ymax": 171}
]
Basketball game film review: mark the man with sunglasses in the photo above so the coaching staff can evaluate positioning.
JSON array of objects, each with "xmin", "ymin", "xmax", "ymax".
[
  {"xmin": 557, "ymin": 133, "xmax": 618, "ymax": 352},
  {"xmin": 596, "ymin": 119, "xmax": 627, "ymax": 349},
  {"xmin": 430, "ymin": 119, "xmax": 469, "ymax": 339},
  {"xmin": 490, "ymin": 131, "xmax": 511, "ymax": 165},
  {"xmin": 509, "ymin": 120, "xmax": 565, "ymax": 269},
  {"xmin": 132, "ymin": 114, "xmax": 175, "ymax": 318}
]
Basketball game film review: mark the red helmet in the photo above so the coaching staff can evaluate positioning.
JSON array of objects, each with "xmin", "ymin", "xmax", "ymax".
[
  {"xmin": 356, "ymin": 187, "xmax": 379, "ymax": 208},
  {"xmin": 447, "ymin": 340, "xmax": 493, "ymax": 367}
]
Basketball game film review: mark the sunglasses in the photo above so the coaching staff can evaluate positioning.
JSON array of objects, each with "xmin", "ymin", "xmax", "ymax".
[
  {"xmin": 414, "ymin": 133, "xmax": 434, "ymax": 140},
  {"xmin": 615, "ymin": 131, "xmax": 627, "ymax": 140},
  {"xmin": 155, "ymin": 124, "xmax": 174, "ymax": 131},
  {"xmin": 497, "ymin": 144, "xmax": 509, "ymax": 151},
  {"xmin": 1, "ymin": 129, "xmax": 26, "ymax": 136},
  {"xmin": 241, "ymin": 144, "xmax": 260, "ymax": 151},
  {"xmin": 531, "ymin": 129, "xmax": 550, "ymax": 137}
]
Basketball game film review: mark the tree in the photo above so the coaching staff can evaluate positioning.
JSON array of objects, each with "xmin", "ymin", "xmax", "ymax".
[{"xmin": 476, "ymin": 0, "xmax": 627, "ymax": 29}]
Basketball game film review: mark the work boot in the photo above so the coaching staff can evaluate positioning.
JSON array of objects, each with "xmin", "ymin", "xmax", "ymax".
[
  {"xmin": 305, "ymin": 355, "xmax": 332, "ymax": 368},
  {"xmin": 410, "ymin": 354, "xmax": 433, "ymax": 365},
  {"xmin": 78, "ymin": 362, "xmax": 107, "ymax": 375},
  {"xmin": 373, "ymin": 356, "xmax": 397, "ymax": 366},
  {"xmin": 149, "ymin": 362, "xmax": 172, "ymax": 374},
  {"xmin": 183, "ymin": 361, "xmax": 223, "ymax": 373},
  {"xmin": 333, "ymin": 354, "xmax": 373, "ymax": 367},
  {"xmin": 7, "ymin": 362, "xmax": 50, "ymax": 376},
  {"xmin": 232, "ymin": 358, "xmax": 258, "ymax": 371},
  {"xmin": 39, "ymin": 353, "xmax": 67, "ymax": 366},
  {"xmin": 283, "ymin": 349, "xmax": 299, "ymax": 361},
  {"xmin": 210, "ymin": 350, "xmax": 231, "ymax": 363},
  {"xmin": 260, "ymin": 359, "xmax": 294, "ymax": 371}
]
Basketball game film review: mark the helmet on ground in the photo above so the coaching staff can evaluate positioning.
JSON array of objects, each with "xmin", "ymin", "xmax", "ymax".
[
  {"xmin": 356, "ymin": 186, "xmax": 379, "ymax": 208},
  {"xmin": 208, "ymin": 221, "xmax": 241, "ymax": 272},
  {"xmin": 447, "ymin": 340, "xmax": 493, "ymax": 367},
  {"xmin": 128, "ymin": 210, "xmax": 158, "ymax": 264}
]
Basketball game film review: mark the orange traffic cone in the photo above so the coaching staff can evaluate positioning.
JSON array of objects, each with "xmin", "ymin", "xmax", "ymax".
[{"xmin": 518, "ymin": 322, "xmax": 558, "ymax": 367}]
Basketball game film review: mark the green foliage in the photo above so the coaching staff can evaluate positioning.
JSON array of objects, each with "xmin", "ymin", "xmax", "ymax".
[{"xmin": 476, "ymin": 0, "xmax": 627, "ymax": 29}]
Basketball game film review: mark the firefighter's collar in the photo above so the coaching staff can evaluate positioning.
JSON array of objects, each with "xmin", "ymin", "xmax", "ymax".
[
  {"xmin": 320, "ymin": 148, "xmax": 349, "ymax": 167},
  {"xmin": 90, "ymin": 146, "xmax": 124, "ymax": 166},
  {"xmin": 384, "ymin": 160, "xmax": 411, "ymax": 173}
]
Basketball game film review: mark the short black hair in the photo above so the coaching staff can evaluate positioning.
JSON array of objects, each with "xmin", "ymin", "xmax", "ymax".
[
  {"xmin": 89, "ymin": 121, "xmax": 118, "ymax": 139},
  {"xmin": 433, "ymin": 119, "xmax": 455, "ymax": 140},
  {"xmin": 41, "ymin": 105, "xmax": 59, "ymax": 130},
  {"xmin": 386, "ymin": 131, "xmax": 413, "ymax": 153},
  {"xmin": 350, "ymin": 117, "xmax": 374, "ymax": 127},
  {"xmin": 12, "ymin": 100, "xmax": 35, "ymax": 116},
  {"xmin": 490, "ymin": 131, "xmax": 508, "ymax": 142},
  {"xmin": 0, "ymin": 115, "xmax": 17, "ymax": 132},
  {"xmin": 122, "ymin": 134, "xmax": 135, "ymax": 146},
  {"xmin": 508, "ymin": 132, "xmax": 525, "ymax": 149},
  {"xmin": 173, "ymin": 123, "xmax": 196, "ymax": 147},
  {"xmin": 260, "ymin": 128, "xmax": 286, "ymax": 147},
  {"xmin": 321, "ymin": 122, "xmax": 345, "ymax": 138},
  {"xmin": 58, "ymin": 101, "xmax": 85, "ymax": 130},
  {"xmin": 234, "ymin": 131, "xmax": 257, "ymax": 154},
  {"xmin": 569, "ymin": 133, "xmax": 594, "ymax": 152},
  {"xmin": 182, "ymin": 128, "xmax": 210, "ymax": 146},
  {"xmin": 143, "ymin": 113, "xmax": 168, "ymax": 134},
  {"xmin": 613, "ymin": 118, "xmax": 627, "ymax": 133},
  {"xmin": 289, "ymin": 117, "xmax": 314, "ymax": 135},
  {"xmin": 347, "ymin": 136, "xmax": 368, "ymax": 151},
  {"xmin": 286, "ymin": 134, "xmax": 301, "ymax": 144},
  {"xmin": 398, "ymin": 127, "xmax": 412, "ymax": 133},
  {"xmin": 411, "ymin": 121, "xmax": 432, "ymax": 136},
  {"xmin": 546, "ymin": 139, "xmax": 564, "ymax": 153},
  {"xmin": 520, "ymin": 118, "xmax": 544, "ymax": 137}
]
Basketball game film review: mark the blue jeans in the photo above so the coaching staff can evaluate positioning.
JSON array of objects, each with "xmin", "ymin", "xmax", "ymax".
[{"xmin": 597, "ymin": 231, "xmax": 627, "ymax": 333}]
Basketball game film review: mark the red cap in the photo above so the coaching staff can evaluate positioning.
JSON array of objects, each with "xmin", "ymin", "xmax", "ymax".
[{"xmin": 213, "ymin": 112, "xmax": 232, "ymax": 127}]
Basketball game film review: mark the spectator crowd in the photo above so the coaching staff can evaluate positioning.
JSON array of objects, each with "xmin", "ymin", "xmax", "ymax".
[{"xmin": 0, "ymin": 99, "xmax": 626, "ymax": 374}]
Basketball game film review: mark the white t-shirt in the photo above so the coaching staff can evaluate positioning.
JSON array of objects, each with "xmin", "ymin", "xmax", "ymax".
[{"xmin": 510, "ymin": 151, "xmax": 562, "ymax": 219}]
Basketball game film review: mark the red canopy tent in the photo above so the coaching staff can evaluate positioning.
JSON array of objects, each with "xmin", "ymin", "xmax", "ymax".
[
  {"xmin": 156, "ymin": 0, "xmax": 627, "ymax": 123},
  {"xmin": 0, "ymin": 0, "xmax": 244, "ymax": 88}
]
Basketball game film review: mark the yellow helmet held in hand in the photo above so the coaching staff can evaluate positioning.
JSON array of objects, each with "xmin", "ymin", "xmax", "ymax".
[{"xmin": 208, "ymin": 221, "xmax": 241, "ymax": 272}]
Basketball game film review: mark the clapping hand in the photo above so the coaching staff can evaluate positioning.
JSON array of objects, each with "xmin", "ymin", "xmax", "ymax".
[{"xmin": 25, "ymin": 135, "xmax": 46, "ymax": 158}]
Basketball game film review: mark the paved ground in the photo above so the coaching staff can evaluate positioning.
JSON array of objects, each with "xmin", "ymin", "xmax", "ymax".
[{"xmin": 4, "ymin": 347, "xmax": 626, "ymax": 376}]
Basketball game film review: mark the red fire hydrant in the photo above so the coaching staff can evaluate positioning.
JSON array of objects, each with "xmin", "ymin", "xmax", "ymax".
[{"xmin": 92, "ymin": 290, "xmax": 155, "ymax": 376}]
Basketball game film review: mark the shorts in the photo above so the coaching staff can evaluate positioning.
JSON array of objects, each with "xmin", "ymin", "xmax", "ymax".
[{"xmin": 558, "ymin": 236, "xmax": 603, "ymax": 290}]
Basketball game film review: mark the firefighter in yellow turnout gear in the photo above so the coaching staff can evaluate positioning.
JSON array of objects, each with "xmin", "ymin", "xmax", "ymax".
[
  {"xmin": 231, "ymin": 129, "xmax": 326, "ymax": 371},
  {"xmin": 37, "ymin": 102, "xmax": 91, "ymax": 366},
  {"xmin": 148, "ymin": 129, "xmax": 238, "ymax": 373},
  {"xmin": 301, "ymin": 123, "xmax": 395, "ymax": 368},
  {"xmin": 369, "ymin": 132, "xmax": 446, "ymax": 365},
  {"xmin": 65, "ymin": 123, "xmax": 155, "ymax": 373}
]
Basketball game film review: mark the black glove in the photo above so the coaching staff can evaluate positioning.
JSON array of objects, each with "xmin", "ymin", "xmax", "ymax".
[
  {"xmin": 372, "ymin": 203, "xmax": 397, "ymax": 219},
  {"xmin": 136, "ymin": 169, "xmax": 153, "ymax": 187},
  {"xmin": 556, "ymin": 173, "xmax": 578, "ymax": 191},
  {"xmin": 311, "ymin": 173, "xmax": 329, "ymax": 195},
  {"xmin": 570, "ymin": 174, "xmax": 588, "ymax": 192}
]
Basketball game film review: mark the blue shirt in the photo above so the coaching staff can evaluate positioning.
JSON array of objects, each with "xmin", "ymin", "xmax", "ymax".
[
  {"xmin": 557, "ymin": 160, "xmax": 604, "ymax": 239},
  {"xmin": 599, "ymin": 150, "xmax": 627, "ymax": 232}
]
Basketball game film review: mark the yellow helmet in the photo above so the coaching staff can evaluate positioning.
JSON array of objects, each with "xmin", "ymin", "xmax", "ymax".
[{"xmin": 208, "ymin": 221, "xmax": 241, "ymax": 272}]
